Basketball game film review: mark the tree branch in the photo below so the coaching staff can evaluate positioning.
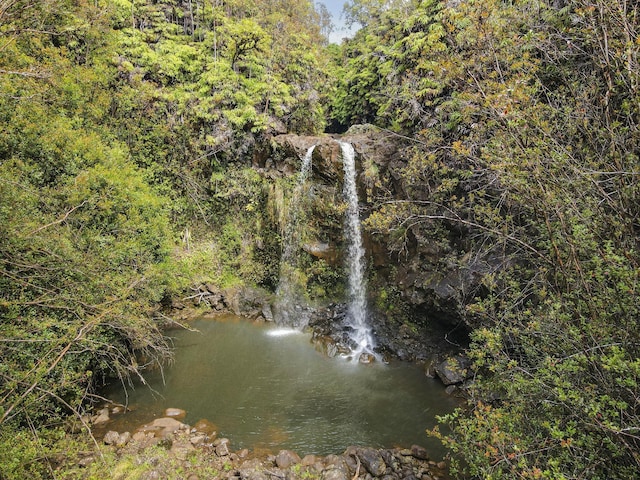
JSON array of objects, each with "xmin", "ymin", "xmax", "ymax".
[{"xmin": 27, "ymin": 201, "xmax": 88, "ymax": 236}]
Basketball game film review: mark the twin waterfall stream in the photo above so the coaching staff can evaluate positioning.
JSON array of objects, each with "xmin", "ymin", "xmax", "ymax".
[
  {"xmin": 274, "ymin": 141, "xmax": 375, "ymax": 359},
  {"xmin": 100, "ymin": 140, "xmax": 460, "ymax": 456},
  {"xmin": 273, "ymin": 145, "xmax": 315, "ymax": 328},
  {"xmin": 340, "ymin": 142, "xmax": 375, "ymax": 358}
]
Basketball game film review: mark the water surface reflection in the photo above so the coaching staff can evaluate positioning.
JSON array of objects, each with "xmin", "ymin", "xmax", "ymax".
[{"xmin": 105, "ymin": 315, "xmax": 460, "ymax": 456}]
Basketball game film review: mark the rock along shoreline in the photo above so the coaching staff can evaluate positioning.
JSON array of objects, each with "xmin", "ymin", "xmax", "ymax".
[{"xmin": 90, "ymin": 407, "xmax": 450, "ymax": 480}]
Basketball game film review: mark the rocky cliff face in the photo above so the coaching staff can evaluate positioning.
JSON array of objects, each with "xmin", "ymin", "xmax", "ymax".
[{"xmin": 255, "ymin": 126, "xmax": 491, "ymax": 360}]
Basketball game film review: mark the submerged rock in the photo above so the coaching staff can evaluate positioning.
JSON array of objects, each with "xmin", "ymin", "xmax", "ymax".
[
  {"xmin": 359, "ymin": 352, "xmax": 376, "ymax": 364},
  {"xmin": 137, "ymin": 417, "xmax": 186, "ymax": 439},
  {"xmin": 410, "ymin": 445, "xmax": 430, "ymax": 461},
  {"xmin": 164, "ymin": 407, "xmax": 187, "ymax": 419},
  {"xmin": 193, "ymin": 418, "xmax": 218, "ymax": 436},
  {"xmin": 93, "ymin": 407, "xmax": 110, "ymax": 425}
]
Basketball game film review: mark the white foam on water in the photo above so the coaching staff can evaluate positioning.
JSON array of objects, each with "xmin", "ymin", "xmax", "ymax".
[{"xmin": 265, "ymin": 327, "xmax": 303, "ymax": 337}]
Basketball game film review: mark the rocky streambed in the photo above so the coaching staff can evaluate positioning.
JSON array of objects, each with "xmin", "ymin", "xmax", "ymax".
[{"xmin": 89, "ymin": 407, "xmax": 450, "ymax": 480}]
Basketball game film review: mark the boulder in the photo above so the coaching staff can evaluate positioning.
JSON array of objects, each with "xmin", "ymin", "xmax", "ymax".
[
  {"xmin": 238, "ymin": 458, "xmax": 269, "ymax": 480},
  {"xmin": 132, "ymin": 431, "xmax": 148, "ymax": 442},
  {"xmin": 381, "ymin": 475, "xmax": 399, "ymax": 480},
  {"xmin": 301, "ymin": 455, "xmax": 318, "ymax": 467},
  {"xmin": 322, "ymin": 455, "xmax": 350, "ymax": 480},
  {"xmin": 103, "ymin": 431, "xmax": 121, "ymax": 445},
  {"xmin": 361, "ymin": 449, "xmax": 388, "ymax": 477},
  {"xmin": 214, "ymin": 437, "xmax": 231, "ymax": 457},
  {"xmin": 262, "ymin": 304, "xmax": 274, "ymax": 322},
  {"xmin": 275, "ymin": 450, "xmax": 301, "ymax": 469},
  {"xmin": 410, "ymin": 445, "xmax": 430, "ymax": 461},
  {"xmin": 149, "ymin": 417, "xmax": 184, "ymax": 430},
  {"xmin": 189, "ymin": 434, "xmax": 207, "ymax": 446},
  {"xmin": 117, "ymin": 431, "xmax": 132, "ymax": 447},
  {"xmin": 434, "ymin": 355, "xmax": 471, "ymax": 385},
  {"xmin": 93, "ymin": 407, "xmax": 110, "ymax": 425},
  {"xmin": 137, "ymin": 417, "xmax": 185, "ymax": 438},
  {"xmin": 164, "ymin": 407, "xmax": 187, "ymax": 419},
  {"xmin": 322, "ymin": 469, "xmax": 349, "ymax": 480},
  {"xmin": 111, "ymin": 405, "xmax": 126, "ymax": 415},
  {"xmin": 170, "ymin": 440, "xmax": 195, "ymax": 460},
  {"xmin": 359, "ymin": 352, "xmax": 376, "ymax": 364},
  {"xmin": 348, "ymin": 447, "xmax": 387, "ymax": 477},
  {"xmin": 223, "ymin": 286, "xmax": 273, "ymax": 319}
]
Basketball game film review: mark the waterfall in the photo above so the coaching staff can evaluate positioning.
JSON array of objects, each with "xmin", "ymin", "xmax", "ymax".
[
  {"xmin": 273, "ymin": 145, "xmax": 315, "ymax": 327},
  {"xmin": 340, "ymin": 142, "xmax": 375, "ymax": 356}
]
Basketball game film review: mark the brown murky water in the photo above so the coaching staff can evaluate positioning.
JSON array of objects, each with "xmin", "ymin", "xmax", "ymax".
[{"xmin": 102, "ymin": 315, "xmax": 460, "ymax": 457}]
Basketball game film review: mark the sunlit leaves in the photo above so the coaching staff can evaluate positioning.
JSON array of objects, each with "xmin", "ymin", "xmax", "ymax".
[{"xmin": 337, "ymin": 1, "xmax": 640, "ymax": 477}]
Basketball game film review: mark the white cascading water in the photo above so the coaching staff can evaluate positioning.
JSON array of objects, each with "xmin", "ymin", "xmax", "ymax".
[
  {"xmin": 273, "ymin": 145, "xmax": 315, "ymax": 328},
  {"xmin": 340, "ymin": 142, "xmax": 375, "ymax": 356}
]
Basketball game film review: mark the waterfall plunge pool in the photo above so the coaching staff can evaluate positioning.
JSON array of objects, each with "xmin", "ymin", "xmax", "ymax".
[{"xmin": 102, "ymin": 315, "xmax": 460, "ymax": 457}]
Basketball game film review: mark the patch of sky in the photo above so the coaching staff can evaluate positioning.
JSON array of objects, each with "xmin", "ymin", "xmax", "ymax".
[{"xmin": 318, "ymin": 0, "xmax": 360, "ymax": 43}]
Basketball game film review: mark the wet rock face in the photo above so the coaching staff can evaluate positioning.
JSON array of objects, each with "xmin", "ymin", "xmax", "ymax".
[
  {"xmin": 308, "ymin": 304, "xmax": 459, "ymax": 363},
  {"xmin": 308, "ymin": 303, "xmax": 372, "ymax": 359},
  {"xmin": 259, "ymin": 134, "xmax": 344, "ymax": 183},
  {"xmin": 263, "ymin": 130, "xmax": 486, "ymax": 344},
  {"xmin": 185, "ymin": 128, "xmax": 495, "ymax": 361}
]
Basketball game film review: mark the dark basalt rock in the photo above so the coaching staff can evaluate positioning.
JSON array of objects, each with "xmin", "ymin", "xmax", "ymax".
[
  {"xmin": 188, "ymin": 127, "xmax": 505, "ymax": 367},
  {"xmin": 263, "ymin": 129, "xmax": 488, "ymax": 345},
  {"xmin": 308, "ymin": 303, "xmax": 460, "ymax": 363},
  {"xmin": 434, "ymin": 355, "xmax": 471, "ymax": 386},
  {"xmin": 346, "ymin": 446, "xmax": 388, "ymax": 477}
]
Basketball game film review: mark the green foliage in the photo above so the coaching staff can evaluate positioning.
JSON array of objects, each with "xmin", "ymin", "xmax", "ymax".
[
  {"xmin": 0, "ymin": 426, "xmax": 74, "ymax": 480},
  {"xmin": 337, "ymin": 0, "xmax": 640, "ymax": 478},
  {"xmin": 0, "ymin": 0, "xmax": 180, "ymax": 442},
  {"xmin": 329, "ymin": 0, "xmax": 446, "ymax": 129},
  {"xmin": 210, "ymin": 167, "xmax": 281, "ymax": 287},
  {"xmin": 90, "ymin": 0, "xmax": 333, "ymax": 243},
  {"xmin": 0, "ymin": 425, "xmax": 226, "ymax": 480},
  {"xmin": 0, "ymin": 153, "xmax": 175, "ymax": 426},
  {"xmin": 5, "ymin": 0, "xmax": 639, "ymax": 477}
]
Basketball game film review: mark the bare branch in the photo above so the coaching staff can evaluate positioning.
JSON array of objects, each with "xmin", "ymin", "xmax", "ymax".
[
  {"xmin": 27, "ymin": 201, "xmax": 88, "ymax": 236},
  {"xmin": 0, "ymin": 68, "xmax": 50, "ymax": 78}
]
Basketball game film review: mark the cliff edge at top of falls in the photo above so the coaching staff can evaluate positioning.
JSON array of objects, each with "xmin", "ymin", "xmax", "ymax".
[{"xmin": 253, "ymin": 125, "xmax": 404, "ymax": 187}]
